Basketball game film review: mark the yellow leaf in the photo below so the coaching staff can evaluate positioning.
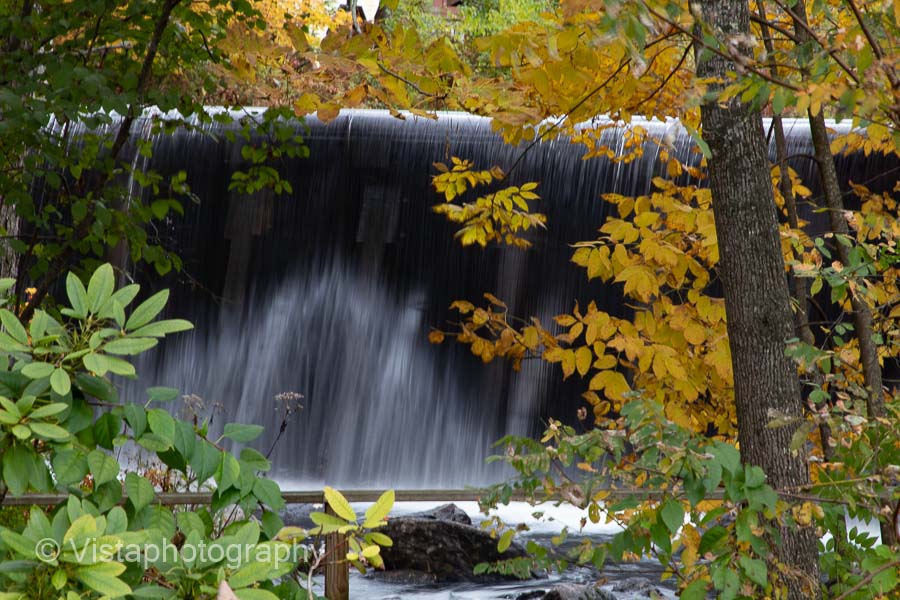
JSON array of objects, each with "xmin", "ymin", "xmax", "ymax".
[
  {"xmin": 428, "ymin": 330, "xmax": 445, "ymax": 344},
  {"xmin": 683, "ymin": 322, "xmax": 706, "ymax": 345},
  {"xmin": 593, "ymin": 354, "xmax": 616, "ymax": 370},
  {"xmin": 450, "ymin": 300, "xmax": 474, "ymax": 314},
  {"xmin": 561, "ymin": 349, "xmax": 576, "ymax": 378},
  {"xmin": 555, "ymin": 314, "xmax": 577, "ymax": 326},
  {"xmin": 523, "ymin": 326, "xmax": 539, "ymax": 350},
  {"xmin": 575, "ymin": 346, "xmax": 592, "ymax": 376},
  {"xmin": 588, "ymin": 370, "xmax": 630, "ymax": 400},
  {"xmin": 317, "ymin": 104, "xmax": 341, "ymax": 123}
]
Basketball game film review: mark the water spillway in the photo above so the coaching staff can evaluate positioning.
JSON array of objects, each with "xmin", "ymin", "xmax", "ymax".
[{"xmin": 106, "ymin": 111, "xmax": 894, "ymax": 488}]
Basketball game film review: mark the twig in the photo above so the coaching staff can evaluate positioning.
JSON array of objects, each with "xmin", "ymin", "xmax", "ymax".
[
  {"xmin": 833, "ymin": 559, "xmax": 900, "ymax": 600},
  {"xmin": 377, "ymin": 62, "xmax": 449, "ymax": 99}
]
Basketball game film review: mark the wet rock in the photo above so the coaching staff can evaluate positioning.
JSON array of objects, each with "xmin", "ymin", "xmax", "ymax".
[
  {"xmin": 279, "ymin": 503, "xmax": 318, "ymax": 528},
  {"xmin": 403, "ymin": 502, "xmax": 473, "ymax": 525},
  {"xmin": 370, "ymin": 568, "xmax": 439, "ymax": 585},
  {"xmin": 379, "ymin": 517, "xmax": 530, "ymax": 582},
  {"xmin": 515, "ymin": 591, "xmax": 548, "ymax": 599},
  {"xmin": 611, "ymin": 577, "xmax": 663, "ymax": 597},
  {"xmin": 543, "ymin": 584, "xmax": 616, "ymax": 600}
]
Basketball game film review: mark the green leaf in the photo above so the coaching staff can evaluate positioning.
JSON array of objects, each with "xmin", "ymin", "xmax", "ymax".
[
  {"xmin": 147, "ymin": 386, "xmax": 179, "ymax": 402},
  {"xmin": 260, "ymin": 511, "xmax": 284, "ymax": 540},
  {"xmin": 83, "ymin": 353, "xmax": 109, "ymax": 376},
  {"xmin": 125, "ymin": 290, "xmax": 169, "ymax": 331},
  {"xmin": 239, "ymin": 448, "xmax": 271, "ymax": 471},
  {"xmin": 130, "ymin": 319, "xmax": 193, "ymax": 338},
  {"xmin": 75, "ymin": 374, "xmax": 118, "ymax": 403},
  {"xmin": 87, "ymin": 450, "xmax": 119, "ymax": 485},
  {"xmin": 366, "ymin": 531, "xmax": 392, "ymax": 547},
  {"xmin": 684, "ymin": 125, "xmax": 711, "ymax": 159},
  {"xmin": 104, "ymin": 356, "xmax": 136, "ymax": 377},
  {"xmin": 75, "ymin": 562, "xmax": 132, "ymax": 598},
  {"xmin": 10, "ymin": 424, "xmax": 29, "ymax": 439},
  {"xmin": 94, "ymin": 412, "xmax": 122, "ymax": 449},
  {"xmin": 106, "ymin": 506, "xmax": 128, "ymax": 534},
  {"xmin": 173, "ymin": 420, "xmax": 196, "ymax": 458},
  {"xmin": 102, "ymin": 337, "xmax": 158, "ymax": 355},
  {"xmin": 3, "ymin": 445, "xmax": 31, "ymax": 495},
  {"xmin": 218, "ymin": 453, "xmax": 241, "ymax": 490},
  {"xmin": 309, "ymin": 512, "xmax": 346, "ymax": 527},
  {"xmin": 137, "ymin": 433, "xmax": 172, "ymax": 452},
  {"xmin": 229, "ymin": 560, "xmax": 272, "ymax": 588},
  {"xmin": 92, "ymin": 479, "xmax": 123, "ymax": 513},
  {"xmin": 497, "ymin": 529, "xmax": 515, "ymax": 553},
  {"xmin": 0, "ymin": 332, "xmax": 30, "ymax": 353},
  {"xmin": 147, "ymin": 409, "xmax": 175, "ymax": 443},
  {"xmin": 87, "ymin": 263, "xmax": 115, "ymax": 314},
  {"xmin": 660, "ymin": 500, "xmax": 684, "ymax": 534},
  {"xmin": 21, "ymin": 361, "xmax": 55, "ymax": 379},
  {"xmin": 363, "ymin": 490, "xmax": 394, "ymax": 527},
  {"xmin": 123, "ymin": 403, "xmax": 147, "ymax": 437},
  {"xmin": 50, "ymin": 368, "xmax": 71, "ymax": 395},
  {"xmin": 190, "ymin": 440, "xmax": 220, "ymax": 483},
  {"xmin": 66, "ymin": 273, "xmax": 89, "ymax": 318},
  {"xmin": 223, "ymin": 423, "xmax": 264, "ymax": 443},
  {"xmin": 29, "ymin": 422, "xmax": 70, "ymax": 440},
  {"xmin": 125, "ymin": 472, "xmax": 155, "ymax": 513},
  {"xmin": 0, "ymin": 530, "xmax": 37, "ymax": 558},
  {"xmin": 53, "ymin": 450, "xmax": 89, "ymax": 486},
  {"xmin": 0, "ymin": 310, "xmax": 28, "ymax": 345},
  {"xmin": 680, "ymin": 579, "xmax": 708, "ymax": 600},
  {"xmin": 710, "ymin": 441, "xmax": 741, "ymax": 475},
  {"xmin": 744, "ymin": 465, "xmax": 766, "ymax": 489},
  {"xmin": 324, "ymin": 486, "xmax": 356, "ymax": 522},
  {"xmin": 252, "ymin": 477, "xmax": 284, "ymax": 510},
  {"xmin": 107, "ymin": 284, "xmax": 141, "ymax": 311},
  {"xmin": 233, "ymin": 590, "xmax": 279, "ymax": 600},
  {"xmin": 698, "ymin": 525, "xmax": 729, "ymax": 555},
  {"xmin": 130, "ymin": 585, "xmax": 176, "ymax": 598},
  {"xmin": 29, "ymin": 402, "xmax": 67, "ymax": 419},
  {"xmin": 176, "ymin": 511, "xmax": 207, "ymax": 537},
  {"xmin": 739, "ymin": 555, "xmax": 767, "ymax": 587}
]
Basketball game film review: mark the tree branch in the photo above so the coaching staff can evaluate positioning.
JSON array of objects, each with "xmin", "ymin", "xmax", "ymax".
[{"xmin": 20, "ymin": 0, "xmax": 184, "ymax": 321}]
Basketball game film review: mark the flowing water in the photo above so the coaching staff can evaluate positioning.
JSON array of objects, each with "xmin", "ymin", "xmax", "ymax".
[{"xmin": 62, "ymin": 110, "xmax": 894, "ymax": 489}]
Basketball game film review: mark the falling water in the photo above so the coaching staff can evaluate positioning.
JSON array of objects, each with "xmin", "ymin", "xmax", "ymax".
[{"xmin": 79, "ymin": 110, "xmax": 893, "ymax": 488}]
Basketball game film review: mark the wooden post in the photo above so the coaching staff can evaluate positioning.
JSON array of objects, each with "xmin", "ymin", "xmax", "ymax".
[{"xmin": 324, "ymin": 503, "xmax": 349, "ymax": 600}]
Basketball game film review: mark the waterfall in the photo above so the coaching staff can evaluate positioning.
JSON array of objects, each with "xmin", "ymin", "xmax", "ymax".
[{"xmin": 75, "ymin": 110, "xmax": 893, "ymax": 488}]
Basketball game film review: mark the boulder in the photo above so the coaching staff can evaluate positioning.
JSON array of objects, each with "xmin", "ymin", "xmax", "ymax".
[
  {"xmin": 378, "ymin": 517, "xmax": 530, "ymax": 582},
  {"xmin": 279, "ymin": 503, "xmax": 318, "ymax": 529},
  {"xmin": 402, "ymin": 502, "xmax": 473, "ymax": 525},
  {"xmin": 611, "ymin": 576, "xmax": 663, "ymax": 597},
  {"xmin": 543, "ymin": 584, "xmax": 617, "ymax": 600}
]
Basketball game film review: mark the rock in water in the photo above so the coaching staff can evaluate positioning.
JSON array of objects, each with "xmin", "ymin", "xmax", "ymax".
[
  {"xmin": 611, "ymin": 577, "xmax": 663, "ymax": 597},
  {"xmin": 402, "ymin": 502, "xmax": 473, "ymax": 525},
  {"xmin": 378, "ymin": 517, "xmax": 529, "ymax": 582},
  {"xmin": 279, "ymin": 503, "xmax": 318, "ymax": 528},
  {"xmin": 543, "ymin": 584, "xmax": 617, "ymax": 600}
]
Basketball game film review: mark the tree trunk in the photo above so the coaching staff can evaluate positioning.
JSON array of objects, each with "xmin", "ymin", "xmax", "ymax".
[
  {"xmin": 697, "ymin": 1, "xmax": 821, "ymax": 597},
  {"xmin": 785, "ymin": 0, "xmax": 892, "ymax": 545}
]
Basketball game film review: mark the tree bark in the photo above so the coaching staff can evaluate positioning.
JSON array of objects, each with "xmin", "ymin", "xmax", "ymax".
[{"xmin": 697, "ymin": 1, "xmax": 821, "ymax": 597}]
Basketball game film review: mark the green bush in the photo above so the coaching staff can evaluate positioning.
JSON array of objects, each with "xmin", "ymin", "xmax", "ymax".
[{"xmin": 0, "ymin": 263, "xmax": 392, "ymax": 599}]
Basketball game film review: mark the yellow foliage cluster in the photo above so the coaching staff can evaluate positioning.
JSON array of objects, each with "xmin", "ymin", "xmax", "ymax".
[
  {"xmin": 431, "ymin": 158, "xmax": 546, "ymax": 247},
  {"xmin": 432, "ymin": 174, "xmax": 737, "ymax": 435},
  {"xmin": 254, "ymin": 0, "xmax": 350, "ymax": 46}
]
